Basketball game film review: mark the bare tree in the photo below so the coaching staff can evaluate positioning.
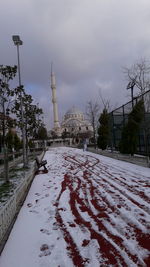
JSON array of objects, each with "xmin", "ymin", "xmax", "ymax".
[
  {"xmin": 86, "ymin": 101, "xmax": 100, "ymax": 148},
  {"xmin": 99, "ymin": 89, "xmax": 111, "ymax": 111},
  {"xmin": 123, "ymin": 58, "xmax": 150, "ymax": 95}
]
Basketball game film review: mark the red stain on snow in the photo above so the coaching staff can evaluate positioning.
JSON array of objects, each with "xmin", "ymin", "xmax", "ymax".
[{"xmin": 51, "ymin": 153, "xmax": 150, "ymax": 266}]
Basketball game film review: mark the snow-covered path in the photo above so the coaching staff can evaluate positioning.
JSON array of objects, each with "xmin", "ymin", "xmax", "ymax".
[{"xmin": 0, "ymin": 147, "xmax": 150, "ymax": 267}]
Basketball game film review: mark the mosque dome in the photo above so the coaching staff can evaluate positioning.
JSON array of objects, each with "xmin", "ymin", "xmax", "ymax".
[
  {"xmin": 64, "ymin": 107, "xmax": 84, "ymax": 121},
  {"xmin": 65, "ymin": 107, "xmax": 82, "ymax": 115}
]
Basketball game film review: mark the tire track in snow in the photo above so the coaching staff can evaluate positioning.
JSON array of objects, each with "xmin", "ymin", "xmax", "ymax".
[
  {"xmin": 69, "ymin": 155, "xmax": 150, "ymax": 215},
  {"xmin": 61, "ymin": 152, "xmax": 150, "ymax": 266},
  {"xmin": 54, "ymin": 173, "xmax": 89, "ymax": 267}
]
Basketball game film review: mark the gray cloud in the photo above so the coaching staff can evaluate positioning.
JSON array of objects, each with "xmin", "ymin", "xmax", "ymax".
[{"xmin": 1, "ymin": 0, "xmax": 150, "ymax": 129}]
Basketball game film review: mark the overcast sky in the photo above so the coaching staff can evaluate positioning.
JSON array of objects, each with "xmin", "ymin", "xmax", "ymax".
[{"xmin": 1, "ymin": 0, "xmax": 150, "ymax": 130}]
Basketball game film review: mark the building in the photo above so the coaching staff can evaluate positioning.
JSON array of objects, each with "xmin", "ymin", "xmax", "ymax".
[
  {"xmin": 61, "ymin": 107, "xmax": 93, "ymax": 144},
  {"xmin": 50, "ymin": 67, "xmax": 93, "ymax": 145}
]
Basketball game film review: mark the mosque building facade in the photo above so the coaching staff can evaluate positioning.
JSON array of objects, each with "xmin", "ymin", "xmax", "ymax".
[{"xmin": 61, "ymin": 107, "xmax": 93, "ymax": 143}]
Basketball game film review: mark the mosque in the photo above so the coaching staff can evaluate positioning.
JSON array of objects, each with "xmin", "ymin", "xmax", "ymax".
[{"xmin": 49, "ymin": 67, "xmax": 93, "ymax": 145}]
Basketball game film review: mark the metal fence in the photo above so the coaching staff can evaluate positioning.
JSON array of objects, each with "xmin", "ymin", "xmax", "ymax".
[{"xmin": 109, "ymin": 90, "xmax": 150, "ymax": 156}]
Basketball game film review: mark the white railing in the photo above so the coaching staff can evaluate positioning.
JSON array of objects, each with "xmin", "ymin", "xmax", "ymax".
[
  {"xmin": 0, "ymin": 164, "xmax": 36, "ymax": 244},
  {"xmin": 0, "ymin": 151, "xmax": 45, "ymax": 244},
  {"xmin": 0, "ymin": 194, "xmax": 16, "ymax": 244}
]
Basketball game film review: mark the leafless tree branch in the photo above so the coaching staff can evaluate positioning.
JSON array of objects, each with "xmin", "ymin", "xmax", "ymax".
[{"xmin": 123, "ymin": 58, "xmax": 150, "ymax": 94}]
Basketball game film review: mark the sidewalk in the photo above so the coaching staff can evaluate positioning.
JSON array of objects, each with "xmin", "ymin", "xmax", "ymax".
[
  {"xmin": 0, "ymin": 147, "xmax": 149, "ymax": 267},
  {"xmin": 88, "ymin": 147, "xmax": 150, "ymax": 168}
]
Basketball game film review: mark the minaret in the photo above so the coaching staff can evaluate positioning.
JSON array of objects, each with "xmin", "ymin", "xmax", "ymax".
[{"xmin": 50, "ymin": 64, "xmax": 61, "ymax": 135}]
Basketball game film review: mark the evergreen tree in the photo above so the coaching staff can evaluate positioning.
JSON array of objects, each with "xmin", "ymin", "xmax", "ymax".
[
  {"xmin": 28, "ymin": 139, "xmax": 35, "ymax": 149},
  {"xmin": 13, "ymin": 133, "xmax": 21, "ymax": 151},
  {"xmin": 119, "ymin": 99, "xmax": 144, "ymax": 155},
  {"xmin": 37, "ymin": 126, "xmax": 48, "ymax": 140},
  {"xmin": 6, "ymin": 130, "xmax": 21, "ymax": 151},
  {"xmin": 0, "ymin": 133, "xmax": 2, "ymax": 152},
  {"xmin": 97, "ymin": 108, "xmax": 109, "ymax": 150},
  {"xmin": 6, "ymin": 130, "xmax": 14, "ymax": 151}
]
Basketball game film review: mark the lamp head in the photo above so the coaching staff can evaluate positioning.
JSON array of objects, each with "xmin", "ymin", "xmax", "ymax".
[
  {"xmin": 12, "ymin": 35, "xmax": 23, "ymax": 45},
  {"xmin": 126, "ymin": 76, "xmax": 137, "ymax": 90}
]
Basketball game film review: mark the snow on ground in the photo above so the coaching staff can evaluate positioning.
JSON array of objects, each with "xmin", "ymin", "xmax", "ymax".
[{"xmin": 0, "ymin": 147, "xmax": 150, "ymax": 267}]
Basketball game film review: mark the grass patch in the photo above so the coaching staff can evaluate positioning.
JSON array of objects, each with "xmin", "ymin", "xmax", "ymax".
[
  {"xmin": 0, "ymin": 153, "xmax": 39, "ymax": 206},
  {"xmin": 0, "ymin": 182, "xmax": 15, "ymax": 199}
]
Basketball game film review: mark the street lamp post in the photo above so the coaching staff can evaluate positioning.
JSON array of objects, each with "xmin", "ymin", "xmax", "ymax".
[
  {"xmin": 126, "ymin": 77, "xmax": 137, "ymax": 109},
  {"xmin": 12, "ymin": 35, "xmax": 27, "ymax": 168}
]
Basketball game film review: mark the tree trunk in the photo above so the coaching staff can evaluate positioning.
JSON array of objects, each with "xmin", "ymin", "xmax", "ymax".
[
  {"xmin": 3, "ymin": 144, "xmax": 9, "ymax": 183},
  {"xmin": 2, "ymin": 102, "xmax": 9, "ymax": 183}
]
